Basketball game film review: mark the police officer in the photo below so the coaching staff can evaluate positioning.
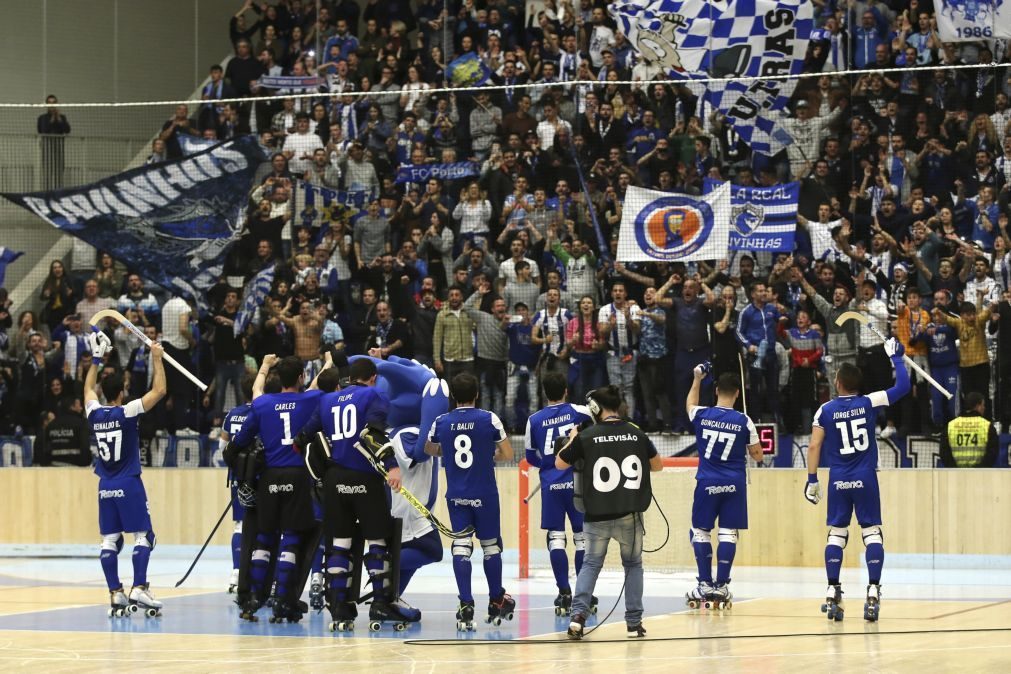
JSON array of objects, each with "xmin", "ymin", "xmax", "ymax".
[
  {"xmin": 555, "ymin": 384, "xmax": 662, "ymax": 640},
  {"xmin": 35, "ymin": 396, "xmax": 91, "ymax": 466},
  {"xmin": 940, "ymin": 392, "xmax": 998, "ymax": 467}
]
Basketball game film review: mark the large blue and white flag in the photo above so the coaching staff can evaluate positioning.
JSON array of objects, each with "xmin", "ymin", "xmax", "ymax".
[
  {"xmin": 617, "ymin": 184, "xmax": 731, "ymax": 262},
  {"xmin": 610, "ymin": 0, "xmax": 812, "ymax": 156},
  {"xmin": 395, "ymin": 162, "xmax": 480, "ymax": 184},
  {"xmin": 178, "ymin": 135, "xmax": 218, "ymax": 156},
  {"xmin": 234, "ymin": 263, "xmax": 275, "ymax": 336},
  {"xmin": 933, "ymin": 0, "xmax": 1009, "ymax": 40},
  {"xmin": 0, "ymin": 247, "xmax": 23, "ymax": 287},
  {"xmin": 1, "ymin": 136, "xmax": 266, "ymax": 310},
  {"xmin": 293, "ymin": 181, "xmax": 376, "ymax": 230},
  {"xmin": 704, "ymin": 178, "xmax": 798, "ymax": 252}
]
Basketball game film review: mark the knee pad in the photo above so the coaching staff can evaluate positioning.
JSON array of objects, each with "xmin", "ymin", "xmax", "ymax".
[
  {"xmin": 251, "ymin": 549, "xmax": 272, "ymax": 564},
  {"xmin": 717, "ymin": 528, "xmax": 739, "ymax": 545},
  {"xmin": 132, "ymin": 531, "xmax": 156, "ymax": 551},
  {"xmin": 452, "ymin": 539, "xmax": 474, "ymax": 559},
  {"xmin": 572, "ymin": 531, "xmax": 586, "ymax": 552},
  {"xmin": 827, "ymin": 527, "xmax": 849, "ymax": 549},
  {"xmin": 364, "ymin": 538, "xmax": 386, "ymax": 549},
  {"xmin": 233, "ymin": 521, "xmax": 243, "ymax": 534},
  {"xmin": 861, "ymin": 526, "xmax": 883, "ymax": 547},
  {"xmin": 101, "ymin": 533, "xmax": 124, "ymax": 553},
  {"xmin": 547, "ymin": 530, "xmax": 566, "ymax": 552},
  {"xmin": 331, "ymin": 537, "xmax": 353, "ymax": 551},
  {"xmin": 480, "ymin": 537, "xmax": 503, "ymax": 559},
  {"xmin": 690, "ymin": 528, "xmax": 712, "ymax": 544}
]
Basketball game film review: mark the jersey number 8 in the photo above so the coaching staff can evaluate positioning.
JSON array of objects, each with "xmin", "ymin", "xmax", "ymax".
[
  {"xmin": 835, "ymin": 418, "xmax": 869, "ymax": 455},
  {"xmin": 95, "ymin": 430, "xmax": 123, "ymax": 462},
  {"xmin": 593, "ymin": 455, "xmax": 642, "ymax": 492},
  {"xmin": 453, "ymin": 435, "xmax": 473, "ymax": 469}
]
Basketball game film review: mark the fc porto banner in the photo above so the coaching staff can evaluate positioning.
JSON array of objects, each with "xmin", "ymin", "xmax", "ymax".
[
  {"xmin": 257, "ymin": 75, "xmax": 327, "ymax": 90},
  {"xmin": 294, "ymin": 181, "xmax": 376, "ymax": 229},
  {"xmin": 933, "ymin": 0, "xmax": 1010, "ymax": 40},
  {"xmin": 616, "ymin": 184, "xmax": 731, "ymax": 262},
  {"xmin": 703, "ymin": 178, "xmax": 799, "ymax": 252},
  {"xmin": 610, "ymin": 0, "xmax": 813, "ymax": 156},
  {"xmin": 395, "ymin": 162, "xmax": 480, "ymax": 184},
  {"xmin": 447, "ymin": 53, "xmax": 492, "ymax": 87},
  {"xmin": 1, "ymin": 136, "xmax": 266, "ymax": 309}
]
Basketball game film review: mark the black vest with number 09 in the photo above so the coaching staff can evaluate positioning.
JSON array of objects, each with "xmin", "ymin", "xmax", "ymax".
[{"xmin": 572, "ymin": 420, "xmax": 653, "ymax": 516}]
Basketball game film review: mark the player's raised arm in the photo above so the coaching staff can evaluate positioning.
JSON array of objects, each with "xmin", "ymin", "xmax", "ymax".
[
  {"xmin": 140, "ymin": 343, "xmax": 167, "ymax": 412},
  {"xmin": 84, "ymin": 330, "xmax": 113, "ymax": 406},
  {"xmin": 252, "ymin": 354, "xmax": 279, "ymax": 399},
  {"xmin": 686, "ymin": 361, "xmax": 710, "ymax": 416},
  {"xmin": 868, "ymin": 338, "xmax": 910, "ymax": 407}
]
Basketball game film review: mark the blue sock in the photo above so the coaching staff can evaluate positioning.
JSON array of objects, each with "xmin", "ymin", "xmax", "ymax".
[
  {"xmin": 131, "ymin": 544, "xmax": 151, "ymax": 587},
  {"xmin": 100, "ymin": 549, "xmax": 120, "ymax": 591},
  {"xmin": 865, "ymin": 543, "xmax": 884, "ymax": 584},
  {"xmin": 715, "ymin": 542, "xmax": 736, "ymax": 585},
  {"xmin": 231, "ymin": 530, "xmax": 242, "ymax": 570},
  {"xmin": 453, "ymin": 553, "xmax": 473, "ymax": 602},
  {"xmin": 311, "ymin": 541, "xmax": 324, "ymax": 574},
  {"xmin": 365, "ymin": 544, "xmax": 388, "ymax": 597},
  {"xmin": 326, "ymin": 547, "xmax": 351, "ymax": 604},
  {"xmin": 274, "ymin": 532, "xmax": 301, "ymax": 601},
  {"xmin": 692, "ymin": 540, "xmax": 713, "ymax": 583},
  {"xmin": 249, "ymin": 533, "xmax": 276, "ymax": 597},
  {"xmin": 484, "ymin": 553, "xmax": 504, "ymax": 600},
  {"xmin": 549, "ymin": 547, "xmax": 570, "ymax": 591},
  {"xmin": 825, "ymin": 544, "xmax": 844, "ymax": 585}
]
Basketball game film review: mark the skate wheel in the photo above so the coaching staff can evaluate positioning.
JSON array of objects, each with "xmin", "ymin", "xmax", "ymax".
[
  {"xmin": 146, "ymin": 609, "xmax": 159, "ymax": 618},
  {"xmin": 724, "ymin": 601, "xmax": 732, "ymax": 610},
  {"xmin": 369, "ymin": 621, "xmax": 381, "ymax": 632},
  {"xmin": 329, "ymin": 621, "xmax": 337, "ymax": 632},
  {"xmin": 821, "ymin": 603, "xmax": 828, "ymax": 613},
  {"xmin": 107, "ymin": 608, "xmax": 114, "ymax": 617},
  {"xmin": 456, "ymin": 620, "xmax": 465, "ymax": 631},
  {"xmin": 590, "ymin": 606, "xmax": 598, "ymax": 615},
  {"xmin": 687, "ymin": 600, "xmax": 699, "ymax": 609},
  {"xmin": 504, "ymin": 612, "xmax": 513, "ymax": 621},
  {"xmin": 127, "ymin": 604, "xmax": 139, "ymax": 614},
  {"xmin": 394, "ymin": 622, "xmax": 406, "ymax": 632},
  {"xmin": 228, "ymin": 585, "xmax": 236, "ymax": 594},
  {"xmin": 554, "ymin": 607, "xmax": 563, "ymax": 616},
  {"xmin": 704, "ymin": 601, "xmax": 714, "ymax": 610},
  {"xmin": 835, "ymin": 610, "xmax": 844, "ymax": 622},
  {"xmin": 492, "ymin": 616, "xmax": 502, "ymax": 626}
]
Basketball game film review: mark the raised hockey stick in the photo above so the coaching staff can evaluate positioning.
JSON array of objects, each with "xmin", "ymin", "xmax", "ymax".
[
  {"xmin": 175, "ymin": 500, "xmax": 232, "ymax": 587},
  {"xmin": 738, "ymin": 352, "xmax": 756, "ymax": 479},
  {"xmin": 834, "ymin": 311, "xmax": 953, "ymax": 400},
  {"xmin": 90, "ymin": 308, "xmax": 208, "ymax": 391}
]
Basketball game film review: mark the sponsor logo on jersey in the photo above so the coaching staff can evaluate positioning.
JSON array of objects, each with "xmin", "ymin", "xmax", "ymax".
[
  {"xmin": 451, "ymin": 497, "xmax": 484, "ymax": 508},
  {"xmin": 833, "ymin": 480, "xmax": 864, "ymax": 490},
  {"xmin": 336, "ymin": 484, "xmax": 367, "ymax": 495},
  {"xmin": 705, "ymin": 484, "xmax": 737, "ymax": 495},
  {"xmin": 268, "ymin": 483, "xmax": 295, "ymax": 493},
  {"xmin": 549, "ymin": 481, "xmax": 574, "ymax": 491},
  {"xmin": 99, "ymin": 489, "xmax": 126, "ymax": 498}
]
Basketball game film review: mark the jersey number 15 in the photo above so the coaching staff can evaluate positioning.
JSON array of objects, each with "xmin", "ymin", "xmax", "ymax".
[{"xmin": 835, "ymin": 418, "xmax": 869, "ymax": 455}]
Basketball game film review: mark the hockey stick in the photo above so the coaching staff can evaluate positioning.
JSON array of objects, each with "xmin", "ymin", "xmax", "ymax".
[
  {"xmin": 834, "ymin": 311, "xmax": 953, "ymax": 400},
  {"xmin": 89, "ymin": 308, "xmax": 209, "ymax": 391},
  {"xmin": 523, "ymin": 481, "xmax": 542, "ymax": 504},
  {"xmin": 175, "ymin": 500, "xmax": 232, "ymax": 587},
  {"xmin": 738, "ymin": 352, "xmax": 756, "ymax": 480}
]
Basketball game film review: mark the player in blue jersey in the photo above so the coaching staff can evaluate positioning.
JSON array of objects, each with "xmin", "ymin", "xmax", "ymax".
[
  {"xmin": 426, "ymin": 372, "xmax": 515, "ymax": 630},
  {"xmin": 84, "ymin": 330, "xmax": 167, "ymax": 618},
  {"xmin": 219, "ymin": 375, "xmax": 255, "ymax": 594},
  {"xmin": 524, "ymin": 371, "xmax": 592, "ymax": 616},
  {"xmin": 805, "ymin": 337, "xmax": 910, "ymax": 622},
  {"xmin": 685, "ymin": 364, "xmax": 762, "ymax": 610},
  {"xmin": 227, "ymin": 355, "xmax": 323, "ymax": 623}
]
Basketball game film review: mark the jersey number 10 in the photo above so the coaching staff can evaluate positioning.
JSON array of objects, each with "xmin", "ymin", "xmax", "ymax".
[
  {"xmin": 835, "ymin": 418, "xmax": 869, "ymax": 455},
  {"xmin": 331, "ymin": 406, "xmax": 359, "ymax": 442}
]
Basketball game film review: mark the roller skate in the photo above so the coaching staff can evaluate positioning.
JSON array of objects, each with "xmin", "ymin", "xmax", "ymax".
[
  {"xmin": 705, "ymin": 583, "xmax": 732, "ymax": 610},
  {"xmin": 626, "ymin": 622, "xmax": 647, "ymax": 639},
  {"xmin": 238, "ymin": 595, "xmax": 262, "ymax": 622},
  {"xmin": 128, "ymin": 584, "xmax": 163, "ymax": 617},
  {"xmin": 227, "ymin": 568, "xmax": 239, "ymax": 594},
  {"xmin": 590, "ymin": 595, "xmax": 599, "ymax": 614},
  {"xmin": 821, "ymin": 583, "xmax": 844, "ymax": 621},
  {"xmin": 553, "ymin": 590, "xmax": 573, "ymax": 616},
  {"xmin": 487, "ymin": 592, "xmax": 516, "ymax": 626},
  {"xmin": 686, "ymin": 580, "xmax": 714, "ymax": 609},
  {"xmin": 455, "ymin": 599, "xmax": 476, "ymax": 632},
  {"xmin": 566, "ymin": 613, "xmax": 585, "ymax": 640},
  {"xmin": 368, "ymin": 597, "xmax": 422, "ymax": 632},
  {"xmin": 269, "ymin": 598, "xmax": 304, "ymax": 623},
  {"xmin": 309, "ymin": 573, "xmax": 325, "ymax": 612},
  {"xmin": 864, "ymin": 584, "xmax": 881, "ymax": 622},
  {"xmin": 108, "ymin": 588, "xmax": 130, "ymax": 617},
  {"xmin": 327, "ymin": 601, "xmax": 357, "ymax": 633}
]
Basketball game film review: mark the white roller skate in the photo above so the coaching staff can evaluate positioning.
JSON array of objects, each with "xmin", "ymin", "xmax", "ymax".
[
  {"xmin": 821, "ymin": 583, "xmax": 844, "ymax": 621},
  {"xmin": 128, "ymin": 584, "xmax": 163, "ymax": 617},
  {"xmin": 864, "ymin": 584, "xmax": 881, "ymax": 622},
  {"xmin": 309, "ymin": 572, "xmax": 325, "ymax": 612},
  {"xmin": 705, "ymin": 583, "xmax": 732, "ymax": 610},
  {"xmin": 108, "ymin": 588, "xmax": 130, "ymax": 617},
  {"xmin": 227, "ymin": 568, "xmax": 239, "ymax": 594},
  {"xmin": 686, "ymin": 580, "xmax": 714, "ymax": 609},
  {"xmin": 456, "ymin": 600, "xmax": 476, "ymax": 632}
]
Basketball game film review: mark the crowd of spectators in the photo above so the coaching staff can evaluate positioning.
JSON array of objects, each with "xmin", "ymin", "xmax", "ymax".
[{"xmin": 5, "ymin": 0, "xmax": 1011, "ymax": 465}]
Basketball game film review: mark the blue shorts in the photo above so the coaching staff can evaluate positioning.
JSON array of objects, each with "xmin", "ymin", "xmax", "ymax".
[
  {"xmin": 539, "ymin": 479, "xmax": 584, "ymax": 532},
  {"xmin": 446, "ymin": 493, "xmax": 501, "ymax": 541},
  {"xmin": 98, "ymin": 476, "xmax": 152, "ymax": 535},
  {"xmin": 691, "ymin": 479, "xmax": 748, "ymax": 530},
  {"xmin": 827, "ymin": 472, "xmax": 881, "ymax": 527}
]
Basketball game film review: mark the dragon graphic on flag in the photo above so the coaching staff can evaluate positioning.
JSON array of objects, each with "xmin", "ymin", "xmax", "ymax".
[{"xmin": 610, "ymin": 0, "xmax": 813, "ymax": 155}]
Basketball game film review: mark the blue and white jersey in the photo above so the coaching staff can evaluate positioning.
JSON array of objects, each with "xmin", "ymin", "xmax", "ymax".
[
  {"xmin": 223, "ymin": 402, "xmax": 252, "ymax": 440},
  {"xmin": 813, "ymin": 392, "xmax": 890, "ymax": 477},
  {"xmin": 88, "ymin": 399, "xmax": 145, "ymax": 479},
  {"xmin": 524, "ymin": 402, "xmax": 592, "ymax": 485},
  {"xmin": 429, "ymin": 406, "xmax": 506, "ymax": 499},
  {"xmin": 688, "ymin": 405, "xmax": 757, "ymax": 482},
  {"xmin": 321, "ymin": 384, "xmax": 389, "ymax": 473},
  {"xmin": 233, "ymin": 390, "xmax": 322, "ymax": 468}
]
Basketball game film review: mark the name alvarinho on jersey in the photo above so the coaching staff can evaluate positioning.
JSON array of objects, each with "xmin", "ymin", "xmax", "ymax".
[
  {"xmin": 832, "ymin": 406, "xmax": 867, "ymax": 420},
  {"xmin": 542, "ymin": 413, "xmax": 574, "ymax": 427},
  {"xmin": 699, "ymin": 418, "xmax": 743, "ymax": 432}
]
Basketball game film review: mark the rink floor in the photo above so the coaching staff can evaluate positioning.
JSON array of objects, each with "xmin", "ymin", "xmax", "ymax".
[{"xmin": 0, "ymin": 551, "xmax": 1009, "ymax": 672}]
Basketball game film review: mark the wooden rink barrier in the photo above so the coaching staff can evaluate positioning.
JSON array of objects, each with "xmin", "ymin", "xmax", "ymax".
[{"xmin": 3, "ymin": 466, "xmax": 1010, "ymax": 569}]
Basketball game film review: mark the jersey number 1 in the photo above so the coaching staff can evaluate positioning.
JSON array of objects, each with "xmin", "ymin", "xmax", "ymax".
[{"xmin": 835, "ymin": 418, "xmax": 869, "ymax": 454}]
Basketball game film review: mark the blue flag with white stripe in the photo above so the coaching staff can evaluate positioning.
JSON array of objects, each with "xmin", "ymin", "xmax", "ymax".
[
  {"xmin": 0, "ymin": 247, "xmax": 23, "ymax": 287},
  {"xmin": 234, "ymin": 263, "xmax": 275, "ymax": 337},
  {"xmin": 610, "ymin": 0, "xmax": 812, "ymax": 156},
  {"xmin": 704, "ymin": 178, "xmax": 798, "ymax": 252}
]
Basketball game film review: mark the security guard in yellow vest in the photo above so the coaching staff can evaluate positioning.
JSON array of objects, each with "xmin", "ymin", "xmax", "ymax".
[{"xmin": 940, "ymin": 392, "xmax": 998, "ymax": 467}]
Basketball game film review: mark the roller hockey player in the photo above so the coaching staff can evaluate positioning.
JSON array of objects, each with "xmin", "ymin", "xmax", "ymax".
[
  {"xmin": 227, "ymin": 355, "xmax": 323, "ymax": 623},
  {"xmin": 685, "ymin": 365, "xmax": 763, "ymax": 610},
  {"xmin": 219, "ymin": 375, "xmax": 255, "ymax": 593},
  {"xmin": 426, "ymin": 373, "xmax": 515, "ymax": 630},
  {"xmin": 299, "ymin": 358, "xmax": 416, "ymax": 633},
  {"xmin": 805, "ymin": 338, "xmax": 910, "ymax": 622},
  {"xmin": 524, "ymin": 372, "xmax": 593, "ymax": 616},
  {"xmin": 84, "ymin": 331, "xmax": 167, "ymax": 618}
]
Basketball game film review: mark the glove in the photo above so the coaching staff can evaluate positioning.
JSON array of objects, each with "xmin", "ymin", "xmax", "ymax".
[
  {"xmin": 693, "ymin": 361, "xmax": 712, "ymax": 378},
  {"xmin": 804, "ymin": 474, "xmax": 821, "ymax": 505},
  {"xmin": 883, "ymin": 337, "xmax": 905, "ymax": 359},
  {"xmin": 87, "ymin": 330, "xmax": 112, "ymax": 362}
]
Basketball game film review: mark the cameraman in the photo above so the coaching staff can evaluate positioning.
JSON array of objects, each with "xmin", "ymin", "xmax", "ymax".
[{"xmin": 555, "ymin": 384, "xmax": 662, "ymax": 640}]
